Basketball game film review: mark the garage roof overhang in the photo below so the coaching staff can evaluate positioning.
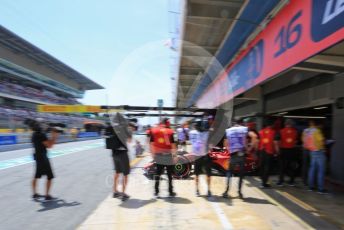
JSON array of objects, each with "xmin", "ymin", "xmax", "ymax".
[{"xmin": 176, "ymin": 0, "xmax": 283, "ymax": 108}]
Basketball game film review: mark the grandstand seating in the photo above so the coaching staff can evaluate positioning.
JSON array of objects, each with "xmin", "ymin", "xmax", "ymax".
[
  {"xmin": 0, "ymin": 79, "xmax": 78, "ymax": 104},
  {"xmin": 0, "ymin": 106, "xmax": 102, "ymax": 129}
]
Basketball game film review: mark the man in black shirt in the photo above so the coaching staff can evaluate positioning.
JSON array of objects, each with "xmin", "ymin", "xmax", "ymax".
[
  {"xmin": 31, "ymin": 126, "xmax": 59, "ymax": 201},
  {"xmin": 105, "ymin": 114, "xmax": 133, "ymax": 201}
]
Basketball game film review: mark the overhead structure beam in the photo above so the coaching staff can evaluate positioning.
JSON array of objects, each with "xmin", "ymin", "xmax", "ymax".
[
  {"xmin": 101, "ymin": 105, "xmax": 216, "ymax": 113},
  {"xmin": 306, "ymin": 54, "xmax": 344, "ymax": 68},
  {"xmin": 292, "ymin": 67, "xmax": 339, "ymax": 74},
  {"xmin": 125, "ymin": 113, "xmax": 203, "ymax": 117},
  {"xmin": 189, "ymin": 0, "xmax": 243, "ymax": 8},
  {"xmin": 188, "ymin": 0, "xmax": 242, "ymax": 18},
  {"xmin": 293, "ymin": 62, "xmax": 344, "ymax": 74},
  {"xmin": 180, "ymin": 66, "xmax": 203, "ymax": 75}
]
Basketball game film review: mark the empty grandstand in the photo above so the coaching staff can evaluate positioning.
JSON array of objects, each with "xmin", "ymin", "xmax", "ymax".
[{"xmin": 0, "ymin": 25, "xmax": 104, "ymax": 131}]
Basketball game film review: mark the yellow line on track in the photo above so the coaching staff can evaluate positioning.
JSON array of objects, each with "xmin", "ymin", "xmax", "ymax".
[
  {"xmin": 130, "ymin": 157, "xmax": 143, "ymax": 167},
  {"xmin": 276, "ymin": 190, "xmax": 317, "ymax": 212},
  {"xmin": 251, "ymin": 186, "xmax": 314, "ymax": 230}
]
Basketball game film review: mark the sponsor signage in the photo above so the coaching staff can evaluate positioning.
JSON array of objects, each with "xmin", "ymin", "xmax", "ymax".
[
  {"xmin": 197, "ymin": 0, "xmax": 344, "ymax": 108},
  {"xmin": 157, "ymin": 99, "xmax": 164, "ymax": 108},
  {"xmin": 38, "ymin": 105, "xmax": 101, "ymax": 113},
  {"xmin": 0, "ymin": 135, "xmax": 17, "ymax": 145}
]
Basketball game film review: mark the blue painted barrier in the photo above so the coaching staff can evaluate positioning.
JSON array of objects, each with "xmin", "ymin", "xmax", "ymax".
[
  {"xmin": 0, "ymin": 135, "xmax": 17, "ymax": 145},
  {"xmin": 77, "ymin": 132, "xmax": 99, "ymax": 138}
]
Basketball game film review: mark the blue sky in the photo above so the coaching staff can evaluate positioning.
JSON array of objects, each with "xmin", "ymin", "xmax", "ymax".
[{"xmin": 0, "ymin": 0, "xmax": 180, "ymax": 107}]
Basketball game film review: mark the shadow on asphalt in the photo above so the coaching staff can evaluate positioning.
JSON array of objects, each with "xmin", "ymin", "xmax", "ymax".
[
  {"xmin": 161, "ymin": 196, "xmax": 192, "ymax": 204},
  {"xmin": 143, "ymin": 174, "xmax": 195, "ymax": 181},
  {"xmin": 35, "ymin": 199, "xmax": 81, "ymax": 212},
  {"xmin": 242, "ymin": 197, "xmax": 275, "ymax": 205},
  {"xmin": 245, "ymin": 177, "xmax": 340, "ymax": 229},
  {"xmin": 200, "ymin": 195, "xmax": 233, "ymax": 205},
  {"xmin": 119, "ymin": 198, "xmax": 156, "ymax": 209},
  {"xmin": 200, "ymin": 194, "xmax": 274, "ymax": 206}
]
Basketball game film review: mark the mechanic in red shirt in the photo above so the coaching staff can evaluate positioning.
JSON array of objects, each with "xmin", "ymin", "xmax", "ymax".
[
  {"xmin": 259, "ymin": 118, "xmax": 279, "ymax": 188},
  {"xmin": 277, "ymin": 119, "xmax": 298, "ymax": 186},
  {"xmin": 150, "ymin": 118, "xmax": 177, "ymax": 198}
]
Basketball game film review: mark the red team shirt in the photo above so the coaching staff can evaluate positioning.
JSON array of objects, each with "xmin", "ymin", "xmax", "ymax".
[
  {"xmin": 259, "ymin": 127, "xmax": 277, "ymax": 155},
  {"xmin": 280, "ymin": 127, "xmax": 298, "ymax": 149},
  {"xmin": 150, "ymin": 126, "xmax": 174, "ymax": 154}
]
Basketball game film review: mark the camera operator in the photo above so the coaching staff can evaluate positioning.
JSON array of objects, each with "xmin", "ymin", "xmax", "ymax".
[
  {"xmin": 31, "ymin": 119, "xmax": 59, "ymax": 201},
  {"xmin": 105, "ymin": 114, "xmax": 134, "ymax": 202}
]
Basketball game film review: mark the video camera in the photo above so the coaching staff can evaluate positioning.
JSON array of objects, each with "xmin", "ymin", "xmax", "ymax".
[{"xmin": 24, "ymin": 118, "xmax": 65, "ymax": 133}]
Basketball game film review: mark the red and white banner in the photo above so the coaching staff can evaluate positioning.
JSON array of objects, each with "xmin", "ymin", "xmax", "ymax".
[{"xmin": 197, "ymin": 0, "xmax": 344, "ymax": 108}]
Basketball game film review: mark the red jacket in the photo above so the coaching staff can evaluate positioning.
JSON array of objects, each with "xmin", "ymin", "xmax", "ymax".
[{"xmin": 259, "ymin": 127, "xmax": 276, "ymax": 155}]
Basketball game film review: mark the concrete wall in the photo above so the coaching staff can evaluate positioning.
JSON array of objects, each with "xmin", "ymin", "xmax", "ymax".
[
  {"xmin": 265, "ymin": 75, "xmax": 333, "ymax": 113},
  {"xmin": 331, "ymin": 74, "xmax": 344, "ymax": 183},
  {"xmin": 234, "ymin": 100, "xmax": 258, "ymax": 118}
]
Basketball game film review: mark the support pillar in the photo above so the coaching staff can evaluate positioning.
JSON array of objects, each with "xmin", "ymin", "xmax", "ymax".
[{"xmin": 331, "ymin": 73, "xmax": 344, "ymax": 184}]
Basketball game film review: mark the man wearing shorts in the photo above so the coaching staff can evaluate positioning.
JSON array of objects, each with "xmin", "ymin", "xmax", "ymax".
[
  {"xmin": 31, "ymin": 122, "xmax": 59, "ymax": 201},
  {"xmin": 223, "ymin": 119, "xmax": 252, "ymax": 199},
  {"xmin": 108, "ymin": 113, "xmax": 133, "ymax": 201},
  {"xmin": 189, "ymin": 121, "xmax": 211, "ymax": 197}
]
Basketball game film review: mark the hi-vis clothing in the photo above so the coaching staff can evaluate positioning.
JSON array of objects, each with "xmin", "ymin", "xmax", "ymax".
[
  {"xmin": 225, "ymin": 125, "xmax": 248, "ymax": 154},
  {"xmin": 302, "ymin": 127, "xmax": 324, "ymax": 151}
]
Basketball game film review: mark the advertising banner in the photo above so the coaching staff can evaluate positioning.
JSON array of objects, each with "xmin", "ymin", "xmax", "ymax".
[
  {"xmin": 197, "ymin": 0, "xmax": 344, "ymax": 108},
  {"xmin": 77, "ymin": 132, "xmax": 99, "ymax": 138},
  {"xmin": 0, "ymin": 135, "xmax": 17, "ymax": 145},
  {"xmin": 38, "ymin": 105, "xmax": 101, "ymax": 113}
]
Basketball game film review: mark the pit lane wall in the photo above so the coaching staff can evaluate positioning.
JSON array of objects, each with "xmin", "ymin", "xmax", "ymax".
[{"xmin": 0, "ymin": 132, "xmax": 101, "ymax": 152}]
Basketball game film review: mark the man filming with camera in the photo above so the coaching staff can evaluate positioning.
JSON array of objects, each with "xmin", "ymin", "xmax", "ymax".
[{"xmin": 30, "ymin": 118, "xmax": 60, "ymax": 201}]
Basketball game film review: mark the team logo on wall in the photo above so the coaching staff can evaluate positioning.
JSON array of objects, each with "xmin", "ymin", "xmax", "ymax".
[
  {"xmin": 311, "ymin": 0, "xmax": 344, "ymax": 42},
  {"xmin": 227, "ymin": 39, "xmax": 264, "ymax": 93}
]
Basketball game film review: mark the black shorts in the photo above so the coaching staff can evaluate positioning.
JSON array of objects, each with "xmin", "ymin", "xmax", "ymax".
[
  {"xmin": 229, "ymin": 153, "xmax": 245, "ymax": 171},
  {"xmin": 194, "ymin": 155, "xmax": 211, "ymax": 176},
  {"xmin": 177, "ymin": 140, "xmax": 186, "ymax": 146},
  {"xmin": 112, "ymin": 150, "xmax": 130, "ymax": 175},
  {"xmin": 35, "ymin": 159, "xmax": 54, "ymax": 180}
]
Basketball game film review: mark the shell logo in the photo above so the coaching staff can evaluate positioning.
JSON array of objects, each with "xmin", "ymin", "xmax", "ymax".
[
  {"xmin": 286, "ymin": 138, "xmax": 293, "ymax": 143},
  {"xmin": 265, "ymin": 130, "xmax": 269, "ymax": 134},
  {"xmin": 158, "ymin": 138, "xmax": 165, "ymax": 144},
  {"xmin": 263, "ymin": 138, "xmax": 270, "ymax": 144}
]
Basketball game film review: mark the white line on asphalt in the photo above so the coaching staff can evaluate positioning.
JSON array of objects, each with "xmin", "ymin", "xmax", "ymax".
[
  {"xmin": 0, "ymin": 142, "xmax": 104, "ymax": 171},
  {"xmin": 200, "ymin": 177, "xmax": 233, "ymax": 230}
]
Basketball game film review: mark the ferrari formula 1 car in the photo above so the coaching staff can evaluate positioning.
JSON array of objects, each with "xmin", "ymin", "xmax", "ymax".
[
  {"xmin": 143, "ymin": 151, "xmax": 193, "ymax": 179},
  {"xmin": 143, "ymin": 147, "xmax": 259, "ymax": 179},
  {"xmin": 208, "ymin": 147, "xmax": 258, "ymax": 175}
]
